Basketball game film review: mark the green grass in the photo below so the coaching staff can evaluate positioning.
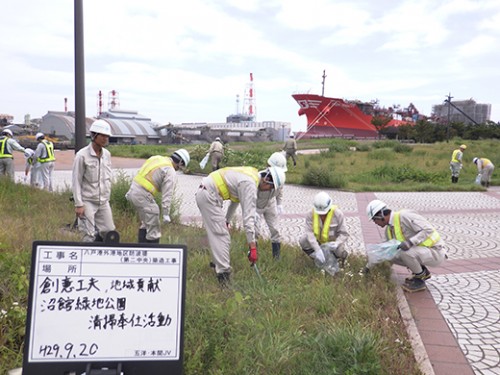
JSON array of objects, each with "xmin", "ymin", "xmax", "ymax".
[{"xmin": 0, "ymin": 178, "xmax": 421, "ymax": 374}]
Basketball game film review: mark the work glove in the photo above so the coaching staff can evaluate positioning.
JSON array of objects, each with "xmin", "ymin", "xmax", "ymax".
[
  {"xmin": 163, "ymin": 214, "xmax": 171, "ymax": 224},
  {"xmin": 23, "ymin": 176, "xmax": 28, "ymax": 183},
  {"xmin": 276, "ymin": 205, "xmax": 284, "ymax": 215},
  {"xmin": 398, "ymin": 240, "xmax": 412, "ymax": 251},
  {"xmin": 248, "ymin": 244, "xmax": 258, "ymax": 264},
  {"xmin": 312, "ymin": 249, "xmax": 326, "ymax": 265}
]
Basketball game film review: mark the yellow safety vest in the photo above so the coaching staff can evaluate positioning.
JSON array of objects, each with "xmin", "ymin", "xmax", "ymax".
[
  {"xmin": 479, "ymin": 158, "xmax": 492, "ymax": 168},
  {"xmin": 211, "ymin": 167, "xmax": 259, "ymax": 202},
  {"xmin": 38, "ymin": 140, "xmax": 56, "ymax": 163},
  {"xmin": 386, "ymin": 211, "xmax": 441, "ymax": 247},
  {"xmin": 451, "ymin": 149, "xmax": 461, "ymax": 163},
  {"xmin": 133, "ymin": 156, "xmax": 173, "ymax": 194},
  {"xmin": 0, "ymin": 137, "xmax": 13, "ymax": 158},
  {"xmin": 313, "ymin": 206, "xmax": 336, "ymax": 244}
]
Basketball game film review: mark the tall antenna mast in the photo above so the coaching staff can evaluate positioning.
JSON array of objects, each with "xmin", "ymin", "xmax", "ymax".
[
  {"xmin": 242, "ymin": 72, "xmax": 256, "ymax": 120},
  {"xmin": 321, "ymin": 69, "xmax": 327, "ymax": 96}
]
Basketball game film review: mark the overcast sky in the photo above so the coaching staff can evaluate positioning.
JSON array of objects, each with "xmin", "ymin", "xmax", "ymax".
[{"xmin": 1, "ymin": 0, "xmax": 499, "ymax": 131}]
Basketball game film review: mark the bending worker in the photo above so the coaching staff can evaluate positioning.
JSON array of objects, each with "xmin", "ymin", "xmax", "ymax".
[
  {"xmin": 366, "ymin": 199, "xmax": 446, "ymax": 292},
  {"xmin": 33, "ymin": 132, "xmax": 56, "ymax": 191},
  {"xmin": 196, "ymin": 165, "xmax": 285, "ymax": 285},
  {"xmin": 283, "ymin": 134, "xmax": 297, "ymax": 167},
  {"xmin": 208, "ymin": 137, "xmax": 224, "ymax": 171},
  {"xmin": 473, "ymin": 157, "xmax": 495, "ymax": 188},
  {"xmin": 126, "ymin": 149, "xmax": 190, "ymax": 243},
  {"xmin": 0, "ymin": 129, "xmax": 26, "ymax": 180},
  {"xmin": 23, "ymin": 148, "xmax": 38, "ymax": 186},
  {"xmin": 72, "ymin": 120, "xmax": 116, "ymax": 242},
  {"xmin": 299, "ymin": 192, "xmax": 349, "ymax": 271},
  {"xmin": 450, "ymin": 144, "xmax": 466, "ymax": 183}
]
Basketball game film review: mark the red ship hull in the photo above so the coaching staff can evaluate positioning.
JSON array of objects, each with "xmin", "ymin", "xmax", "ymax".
[{"xmin": 292, "ymin": 93, "xmax": 405, "ymax": 139}]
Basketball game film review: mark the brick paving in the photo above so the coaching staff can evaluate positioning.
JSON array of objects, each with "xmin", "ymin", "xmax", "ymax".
[{"xmin": 13, "ymin": 151, "xmax": 500, "ymax": 375}]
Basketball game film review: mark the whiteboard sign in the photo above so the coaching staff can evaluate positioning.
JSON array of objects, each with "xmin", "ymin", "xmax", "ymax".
[{"xmin": 23, "ymin": 241, "xmax": 186, "ymax": 375}]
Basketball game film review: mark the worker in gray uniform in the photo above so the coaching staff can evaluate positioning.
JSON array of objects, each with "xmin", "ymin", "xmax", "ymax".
[
  {"xmin": 195, "ymin": 165, "xmax": 286, "ymax": 285},
  {"xmin": 0, "ymin": 129, "xmax": 26, "ymax": 180},
  {"xmin": 366, "ymin": 199, "xmax": 446, "ymax": 292},
  {"xmin": 72, "ymin": 120, "xmax": 116, "ymax": 242},
  {"xmin": 299, "ymin": 192, "xmax": 349, "ymax": 271},
  {"xmin": 208, "ymin": 136, "xmax": 224, "ymax": 171},
  {"xmin": 33, "ymin": 132, "xmax": 56, "ymax": 191},
  {"xmin": 227, "ymin": 152, "xmax": 288, "ymax": 259},
  {"xmin": 126, "ymin": 149, "xmax": 190, "ymax": 243}
]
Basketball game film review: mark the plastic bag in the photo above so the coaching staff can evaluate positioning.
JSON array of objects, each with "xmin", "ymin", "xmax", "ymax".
[
  {"xmin": 314, "ymin": 246, "xmax": 340, "ymax": 276},
  {"xmin": 199, "ymin": 153, "xmax": 209, "ymax": 169},
  {"xmin": 475, "ymin": 174, "xmax": 481, "ymax": 185},
  {"xmin": 365, "ymin": 239, "xmax": 401, "ymax": 268}
]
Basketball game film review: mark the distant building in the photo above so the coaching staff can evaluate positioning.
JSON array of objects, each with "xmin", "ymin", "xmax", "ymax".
[{"xmin": 432, "ymin": 99, "xmax": 491, "ymax": 125}]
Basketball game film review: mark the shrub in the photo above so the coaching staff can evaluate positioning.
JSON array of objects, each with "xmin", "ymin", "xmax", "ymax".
[
  {"xmin": 393, "ymin": 143, "xmax": 413, "ymax": 153},
  {"xmin": 369, "ymin": 148, "xmax": 393, "ymax": 160},
  {"xmin": 301, "ymin": 166, "xmax": 332, "ymax": 187}
]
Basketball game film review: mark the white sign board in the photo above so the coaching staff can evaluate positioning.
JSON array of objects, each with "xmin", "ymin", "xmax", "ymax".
[{"xmin": 25, "ymin": 243, "xmax": 185, "ymax": 364}]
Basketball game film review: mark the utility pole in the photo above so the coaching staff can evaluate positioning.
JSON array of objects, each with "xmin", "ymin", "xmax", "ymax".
[
  {"xmin": 321, "ymin": 70, "xmax": 326, "ymax": 97},
  {"xmin": 445, "ymin": 92, "xmax": 453, "ymax": 143},
  {"xmin": 74, "ymin": 0, "xmax": 86, "ymax": 152}
]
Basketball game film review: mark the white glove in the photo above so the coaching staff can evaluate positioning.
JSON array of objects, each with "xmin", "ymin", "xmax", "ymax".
[
  {"xmin": 163, "ymin": 214, "xmax": 171, "ymax": 224},
  {"xmin": 277, "ymin": 205, "xmax": 284, "ymax": 215},
  {"xmin": 23, "ymin": 176, "xmax": 28, "ymax": 183},
  {"xmin": 311, "ymin": 249, "xmax": 326, "ymax": 265}
]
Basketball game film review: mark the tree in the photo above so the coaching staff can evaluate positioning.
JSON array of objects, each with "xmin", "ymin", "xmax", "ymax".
[{"xmin": 371, "ymin": 114, "xmax": 392, "ymax": 139}]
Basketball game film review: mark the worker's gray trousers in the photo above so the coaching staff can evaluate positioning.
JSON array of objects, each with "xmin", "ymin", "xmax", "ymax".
[
  {"xmin": 38, "ymin": 161, "xmax": 55, "ymax": 191},
  {"xmin": 195, "ymin": 185, "xmax": 232, "ymax": 274},
  {"xmin": 125, "ymin": 183, "xmax": 161, "ymax": 241},
  {"xmin": 392, "ymin": 245, "xmax": 446, "ymax": 274},
  {"xmin": 0, "ymin": 158, "xmax": 14, "ymax": 180},
  {"xmin": 255, "ymin": 203, "xmax": 281, "ymax": 243},
  {"xmin": 77, "ymin": 200, "xmax": 116, "ymax": 242},
  {"xmin": 480, "ymin": 164, "xmax": 495, "ymax": 184},
  {"xmin": 211, "ymin": 152, "xmax": 223, "ymax": 171},
  {"xmin": 449, "ymin": 162, "xmax": 462, "ymax": 178}
]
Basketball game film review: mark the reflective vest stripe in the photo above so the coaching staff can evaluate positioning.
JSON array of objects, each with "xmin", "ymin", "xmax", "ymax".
[
  {"xmin": 386, "ymin": 211, "xmax": 441, "ymax": 247},
  {"xmin": 38, "ymin": 140, "xmax": 56, "ymax": 163},
  {"xmin": 211, "ymin": 167, "xmax": 259, "ymax": 202},
  {"xmin": 313, "ymin": 206, "xmax": 336, "ymax": 244},
  {"xmin": 133, "ymin": 156, "xmax": 173, "ymax": 194},
  {"xmin": 0, "ymin": 137, "xmax": 13, "ymax": 158}
]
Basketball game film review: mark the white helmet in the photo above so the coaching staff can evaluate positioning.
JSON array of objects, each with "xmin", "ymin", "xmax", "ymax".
[
  {"xmin": 313, "ymin": 192, "xmax": 333, "ymax": 215},
  {"xmin": 473, "ymin": 157, "xmax": 478, "ymax": 164},
  {"xmin": 366, "ymin": 199, "xmax": 387, "ymax": 220},
  {"xmin": 266, "ymin": 166, "xmax": 286, "ymax": 189},
  {"xmin": 267, "ymin": 151, "xmax": 288, "ymax": 172},
  {"xmin": 89, "ymin": 119, "xmax": 112, "ymax": 136},
  {"xmin": 35, "ymin": 132, "xmax": 45, "ymax": 140},
  {"xmin": 215, "ymin": 137, "xmax": 221, "ymax": 142},
  {"xmin": 24, "ymin": 148, "xmax": 34, "ymax": 158},
  {"xmin": 172, "ymin": 148, "xmax": 190, "ymax": 167},
  {"xmin": 2, "ymin": 129, "xmax": 13, "ymax": 137}
]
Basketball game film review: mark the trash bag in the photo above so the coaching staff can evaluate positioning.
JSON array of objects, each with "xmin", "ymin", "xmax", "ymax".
[
  {"xmin": 474, "ymin": 174, "xmax": 481, "ymax": 185},
  {"xmin": 314, "ymin": 246, "xmax": 340, "ymax": 276},
  {"xmin": 199, "ymin": 153, "xmax": 209, "ymax": 169},
  {"xmin": 365, "ymin": 239, "xmax": 401, "ymax": 268}
]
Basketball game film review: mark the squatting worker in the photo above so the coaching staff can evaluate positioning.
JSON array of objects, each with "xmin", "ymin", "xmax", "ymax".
[
  {"xmin": 473, "ymin": 157, "xmax": 495, "ymax": 188},
  {"xmin": 366, "ymin": 199, "xmax": 446, "ymax": 292},
  {"xmin": 126, "ymin": 149, "xmax": 190, "ymax": 243},
  {"xmin": 72, "ymin": 120, "xmax": 116, "ymax": 242},
  {"xmin": 195, "ymin": 165, "xmax": 286, "ymax": 285},
  {"xmin": 0, "ymin": 129, "xmax": 26, "ymax": 180},
  {"xmin": 299, "ymin": 192, "xmax": 349, "ymax": 269},
  {"xmin": 33, "ymin": 132, "xmax": 56, "ymax": 191},
  {"xmin": 449, "ymin": 144, "xmax": 466, "ymax": 183},
  {"xmin": 208, "ymin": 136, "xmax": 224, "ymax": 171}
]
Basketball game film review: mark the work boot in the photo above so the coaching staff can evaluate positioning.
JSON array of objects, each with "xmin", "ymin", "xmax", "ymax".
[
  {"xmin": 138, "ymin": 228, "xmax": 147, "ymax": 243},
  {"xmin": 451, "ymin": 176, "xmax": 455, "ymax": 183},
  {"xmin": 336, "ymin": 250, "xmax": 348, "ymax": 269},
  {"xmin": 216, "ymin": 272, "xmax": 230, "ymax": 287},
  {"xmin": 402, "ymin": 278, "xmax": 426, "ymax": 292},
  {"xmin": 405, "ymin": 265, "xmax": 431, "ymax": 283},
  {"xmin": 146, "ymin": 238, "xmax": 160, "ymax": 244},
  {"xmin": 272, "ymin": 242, "xmax": 281, "ymax": 260}
]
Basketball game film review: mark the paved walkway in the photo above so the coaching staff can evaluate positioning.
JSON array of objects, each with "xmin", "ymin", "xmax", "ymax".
[{"xmin": 13, "ymin": 152, "xmax": 500, "ymax": 375}]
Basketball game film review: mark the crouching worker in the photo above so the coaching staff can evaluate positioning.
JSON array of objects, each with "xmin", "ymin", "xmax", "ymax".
[
  {"xmin": 126, "ymin": 149, "xmax": 190, "ymax": 243},
  {"xmin": 196, "ymin": 166, "xmax": 285, "ymax": 286},
  {"xmin": 299, "ymin": 192, "xmax": 348, "ymax": 274},
  {"xmin": 366, "ymin": 199, "xmax": 446, "ymax": 292}
]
